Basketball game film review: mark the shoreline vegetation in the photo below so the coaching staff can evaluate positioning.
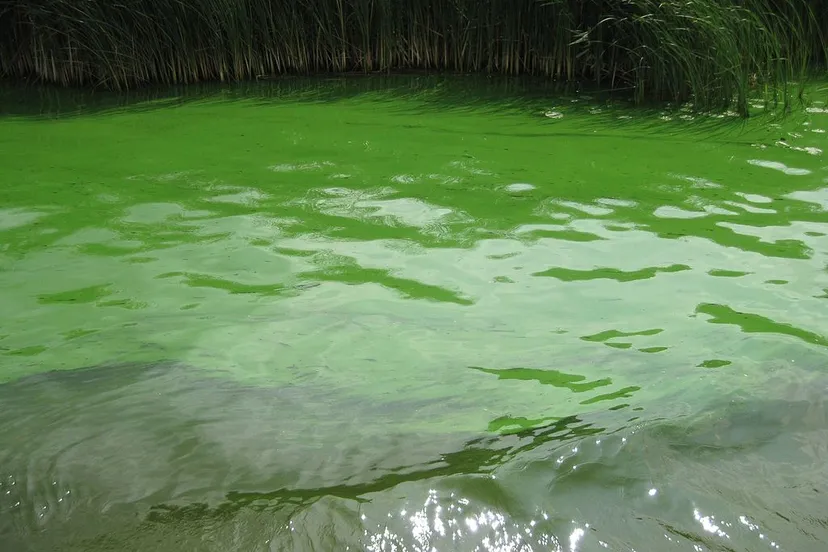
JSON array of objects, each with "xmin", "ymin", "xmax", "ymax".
[{"xmin": 0, "ymin": 0, "xmax": 826, "ymax": 115}]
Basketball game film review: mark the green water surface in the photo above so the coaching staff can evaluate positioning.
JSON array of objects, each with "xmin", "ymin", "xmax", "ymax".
[{"xmin": 0, "ymin": 77, "xmax": 827, "ymax": 551}]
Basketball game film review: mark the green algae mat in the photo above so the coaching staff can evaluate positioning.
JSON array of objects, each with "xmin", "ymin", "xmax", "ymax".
[{"xmin": 0, "ymin": 77, "xmax": 827, "ymax": 551}]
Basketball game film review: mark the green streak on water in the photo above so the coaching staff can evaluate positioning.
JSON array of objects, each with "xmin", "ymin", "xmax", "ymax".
[
  {"xmin": 0, "ymin": 77, "xmax": 827, "ymax": 551},
  {"xmin": 535, "ymin": 263, "xmax": 692, "ymax": 282},
  {"xmin": 470, "ymin": 366, "xmax": 614, "ymax": 393},
  {"xmin": 696, "ymin": 302, "xmax": 828, "ymax": 347}
]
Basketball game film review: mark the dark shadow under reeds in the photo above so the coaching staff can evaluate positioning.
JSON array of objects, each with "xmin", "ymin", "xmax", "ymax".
[{"xmin": 0, "ymin": 73, "xmax": 814, "ymax": 148}]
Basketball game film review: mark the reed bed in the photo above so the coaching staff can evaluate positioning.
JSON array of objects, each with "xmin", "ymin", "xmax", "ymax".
[{"xmin": 0, "ymin": 0, "xmax": 824, "ymax": 113}]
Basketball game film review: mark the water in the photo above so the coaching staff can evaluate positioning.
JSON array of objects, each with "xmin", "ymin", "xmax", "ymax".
[{"xmin": 0, "ymin": 77, "xmax": 827, "ymax": 551}]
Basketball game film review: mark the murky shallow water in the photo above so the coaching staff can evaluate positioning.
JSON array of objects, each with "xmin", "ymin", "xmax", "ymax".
[{"xmin": 0, "ymin": 77, "xmax": 827, "ymax": 551}]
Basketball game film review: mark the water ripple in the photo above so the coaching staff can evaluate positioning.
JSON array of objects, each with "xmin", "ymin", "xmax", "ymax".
[{"xmin": 2, "ymin": 78, "xmax": 828, "ymax": 551}]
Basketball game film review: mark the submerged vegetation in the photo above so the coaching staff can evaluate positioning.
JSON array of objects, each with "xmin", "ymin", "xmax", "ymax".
[{"xmin": 0, "ymin": 0, "xmax": 826, "ymax": 113}]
